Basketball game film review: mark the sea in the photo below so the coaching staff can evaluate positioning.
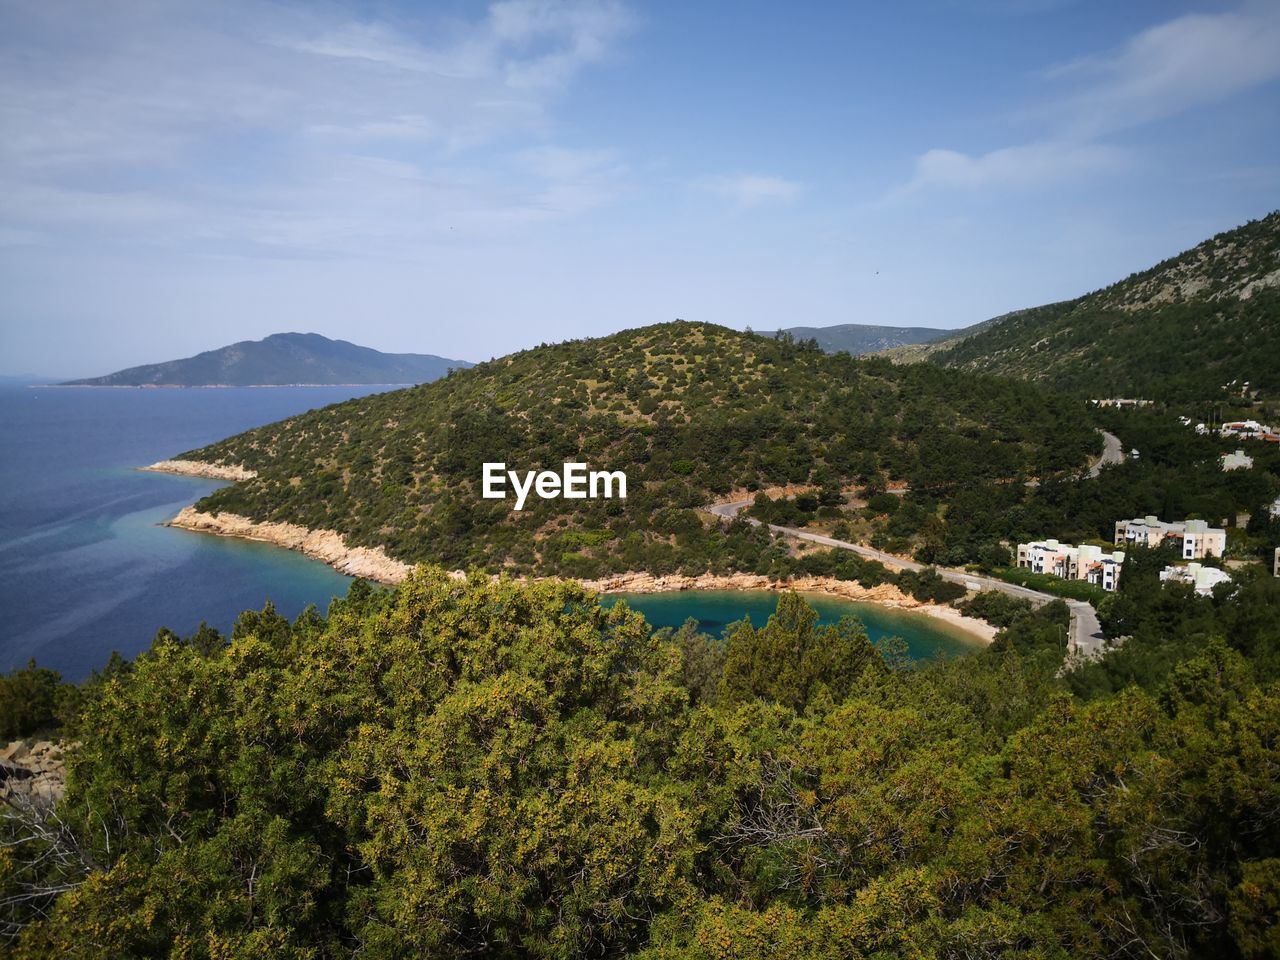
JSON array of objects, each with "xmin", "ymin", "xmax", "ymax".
[{"xmin": 0, "ymin": 385, "xmax": 979, "ymax": 680}]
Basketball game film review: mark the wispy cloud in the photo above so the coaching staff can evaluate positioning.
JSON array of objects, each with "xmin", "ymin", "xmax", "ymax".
[
  {"xmin": 703, "ymin": 174, "xmax": 802, "ymax": 207},
  {"xmin": 1054, "ymin": 5, "xmax": 1280, "ymax": 138},
  {"xmin": 0, "ymin": 0, "xmax": 634, "ymax": 255},
  {"xmin": 903, "ymin": 141, "xmax": 1130, "ymax": 192},
  {"xmin": 895, "ymin": 2, "xmax": 1280, "ymax": 196}
]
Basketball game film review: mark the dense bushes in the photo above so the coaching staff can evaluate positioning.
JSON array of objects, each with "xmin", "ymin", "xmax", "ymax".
[
  {"xmin": 185, "ymin": 322, "xmax": 1097, "ymax": 577},
  {"xmin": 4, "ymin": 569, "xmax": 1279, "ymax": 957},
  {"xmin": 0, "ymin": 662, "xmax": 73, "ymax": 740}
]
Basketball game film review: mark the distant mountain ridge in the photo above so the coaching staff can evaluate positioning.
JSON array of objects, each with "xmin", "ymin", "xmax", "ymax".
[
  {"xmin": 880, "ymin": 211, "xmax": 1280, "ymax": 399},
  {"xmin": 765, "ymin": 323, "xmax": 951, "ymax": 355},
  {"xmin": 63, "ymin": 333, "xmax": 472, "ymax": 387}
]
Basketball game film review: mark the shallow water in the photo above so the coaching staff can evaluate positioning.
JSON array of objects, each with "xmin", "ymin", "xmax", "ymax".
[
  {"xmin": 602, "ymin": 589, "xmax": 982, "ymax": 661},
  {"xmin": 0, "ymin": 385, "xmax": 981, "ymax": 680}
]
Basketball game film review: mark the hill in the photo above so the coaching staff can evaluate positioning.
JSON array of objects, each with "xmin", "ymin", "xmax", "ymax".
[
  {"xmin": 177, "ymin": 321, "xmax": 1099, "ymax": 577},
  {"xmin": 765, "ymin": 323, "xmax": 951, "ymax": 355},
  {"xmin": 62, "ymin": 332, "xmax": 471, "ymax": 386},
  {"xmin": 889, "ymin": 212, "xmax": 1280, "ymax": 399}
]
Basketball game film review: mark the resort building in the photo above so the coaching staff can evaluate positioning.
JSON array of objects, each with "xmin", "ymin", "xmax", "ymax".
[
  {"xmin": 1221, "ymin": 450, "xmax": 1254, "ymax": 471},
  {"xmin": 1091, "ymin": 398, "xmax": 1153, "ymax": 409},
  {"xmin": 1016, "ymin": 539, "xmax": 1125, "ymax": 591},
  {"xmin": 1218, "ymin": 421, "xmax": 1280, "ymax": 443},
  {"xmin": 1160, "ymin": 562, "xmax": 1233, "ymax": 597},
  {"xmin": 1113, "ymin": 516, "xmax": 1226, "ymax": 559}
]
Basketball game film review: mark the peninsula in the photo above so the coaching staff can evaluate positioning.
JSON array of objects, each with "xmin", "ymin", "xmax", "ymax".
[{"xmin": 62, "ymin": 332, "xmax": 472, "ymax": 387}]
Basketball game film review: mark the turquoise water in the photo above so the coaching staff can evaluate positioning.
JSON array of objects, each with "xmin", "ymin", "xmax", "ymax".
[
  {"xmin": 602, "ymin": 590, "xmax": 982, "ymax": 661},
  {"xmin": 0, "ymin": 385, "xmax": 980, "ymax": 680}
]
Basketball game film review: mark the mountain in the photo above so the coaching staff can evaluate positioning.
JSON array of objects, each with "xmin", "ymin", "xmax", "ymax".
[
  {"xmin": 178, "ymin": 320, "xmax": 1098, "ymax": 577},
  {"xmin": 767, "ymin": 323, "xmax": 951, "ymax": 355},
  {"xmin": 62, "ymin": 333, "xmax": 472, "ymax": 386},
  {"xmin": 887, "ymin": 212, "xmax": 1280, "ymax": 399}
]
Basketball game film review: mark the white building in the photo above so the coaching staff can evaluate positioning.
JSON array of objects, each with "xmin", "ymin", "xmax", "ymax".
[
  {"xmin": 1114, "ymin": 516, "xmax": 1226, "ymax": 559},
  {"xmin": 1222, "ymin": 450, "xmax": 1254, "ymax": 471},
  {"xmin": 1221, "ymin": 420, "xmax": 1269, "ymax": 439},
  {"xmin": 1091, "ymin": 398, "xmax": 1153, "ymax": 409},
  {"xmin": 1016, "ymin": 538, "xmax": 1125, "ymax": 591},
  {"xmin": 1160, "ymin": 562, "xmax": 1233, "ymax": 597}
]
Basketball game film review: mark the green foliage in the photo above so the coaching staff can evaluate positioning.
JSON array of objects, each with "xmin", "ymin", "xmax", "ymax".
[
  {"xmin": 721, "ymin": 593, "xmax": 882, "ymax": 710},
  {"xmin": 0, "ymin": 661, "xmax": 73, "ymax": 740},
  {"xmin": 931, "ymin": 212, "xmax": 1280, "ymax": 400},
  {"xmin": 181, "ymin": 321, "xmax": 1097, "ymax": 576},
  {"xmin": 956, "ymin": 589, "xmax": 1035, "ymax": 629},
  {"xmin": 8, "ymin": 573, "xmax": 1280, "ymax": 957},
  {"xmin": 990, "ymin": 565, "xmax": 1109, "ymax": 603}
]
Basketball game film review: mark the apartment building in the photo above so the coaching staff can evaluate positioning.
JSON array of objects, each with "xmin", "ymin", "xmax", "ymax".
[
  {"xmin": 1113, "ymin": 515, "xmax": 1226, "ymax": 559},
  {"xmin": 1159, "ymin": 562, "xmax": 1233, "ymax": 597},
  {"xmin": 1016, "ymin": 538, "xmax": 1125, "ymax": 591}
]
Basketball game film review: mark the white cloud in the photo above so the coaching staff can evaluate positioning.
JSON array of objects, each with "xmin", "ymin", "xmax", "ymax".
[
  {"xmin": 0, "ymin": 0, "xmax": 634, "ymax": 254},
  {"xmin": 703, "ymin": 174, "xmax": 802, "ymax": 207},
  {"xmin": 903, "ymin": 141, "xmax": 1130, "ymax": 192},
  {"xmin": 896, "ymin": 3, "xmax": 1280, "ymax": 196},
  {"xmin": 1054, "ymin": 5, "xmax": 1280, "ymax": 137}
]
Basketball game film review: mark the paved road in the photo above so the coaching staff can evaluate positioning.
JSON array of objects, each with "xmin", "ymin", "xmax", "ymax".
[
  {"xmin": 1088, "ymin": 430, "xmax": 1124, "ymax": 479},
  {"xmin": 706, "ymin": 498, "xmax": 1107, "ymax": 659}
]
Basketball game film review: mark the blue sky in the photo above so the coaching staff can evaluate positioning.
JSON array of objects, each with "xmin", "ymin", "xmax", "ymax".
[{"xmin": 2, "ymin": 0, "xmax": 1278, "ymax": 376}]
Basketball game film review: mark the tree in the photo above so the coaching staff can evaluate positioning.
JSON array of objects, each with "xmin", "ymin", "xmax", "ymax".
[{"xmin": 721, "ymin": 593, "xmax": 881, "ymax": 710}]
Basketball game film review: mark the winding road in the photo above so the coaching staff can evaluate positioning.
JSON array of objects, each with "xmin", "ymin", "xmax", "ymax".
[
  {"xmin": 1089, "ymin": 430, "xmax": 1125, "ymax": 479},
  {"xmin": 705, "ymin": 500, "xmax": 1107, "ymax": 660}
]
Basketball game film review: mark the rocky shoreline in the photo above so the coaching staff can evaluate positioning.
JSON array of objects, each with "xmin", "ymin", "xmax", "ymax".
[
  {"xmin": 143, "ymin": 459, "xmax": 259, "ymax": 482},
  {"xmin": 167, "ymin": 506, "xmax": 413, "ymax": 583},
  {"xmin": 163, "ymin": 503, "xmax": 995, "ymax": 643}
]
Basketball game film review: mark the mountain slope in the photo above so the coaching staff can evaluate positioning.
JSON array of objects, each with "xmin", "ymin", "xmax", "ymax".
[
  {"xmin": 908, "ymin": 212, "xmax": 1280, "ymax": 399},
  {"xmin": 766, "ymin": 323, "xmax": 951, "ymax": 355},
  {"xmin": 178, "ymin": 321, "xmax": 1098, "ymax": 576},
  {"xmin": 64, "ymin": 332, "xmax": 471, "ymax": 386}
]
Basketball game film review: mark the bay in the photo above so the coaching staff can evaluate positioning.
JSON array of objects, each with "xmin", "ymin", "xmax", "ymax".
[
  {"xmin": 603, "ymin": 589, "xmax": 982, "ymax": 661},
  {"xmin": 0, "ymin": 384, "xmax": 982, "ymax": 681}
]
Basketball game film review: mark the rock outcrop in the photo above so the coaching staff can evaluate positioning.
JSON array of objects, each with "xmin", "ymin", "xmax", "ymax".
[
  {"xmin": 0, "ymin": 740, "xmax": 69, "ymax": 810},
  {"xmin": 167, "ymin": 506, "xmax": 412, "ymax": 583},
  {"xmin": 143, "ymin": 459, "xmax": 258, "ymax": 481}
]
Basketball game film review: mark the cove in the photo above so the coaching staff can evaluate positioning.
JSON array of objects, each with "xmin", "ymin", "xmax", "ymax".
[{"xmin": 601, "ymin": 590, "xmax": 983, "ymax": 662}]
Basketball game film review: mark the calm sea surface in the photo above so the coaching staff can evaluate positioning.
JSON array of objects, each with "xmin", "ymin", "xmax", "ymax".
[
  {"xmin": 604, "ymin": 590, "xmax": 981, "ymax": 661},
  {"xmin": 0, "ymin": 385, "xmax": 394, "ymax": 679},
  {"xmin": 0, "ymin": 386, "xmax": 980, "ymax": 680}
]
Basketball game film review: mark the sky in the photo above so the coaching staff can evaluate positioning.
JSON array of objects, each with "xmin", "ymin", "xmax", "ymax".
[{"xmin": 2, "ymin": 0, "xmax": 1279, "ymax": 376}]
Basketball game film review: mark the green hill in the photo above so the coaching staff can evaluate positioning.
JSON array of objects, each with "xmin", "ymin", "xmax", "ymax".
[
  {"xmin": 63, "ymin": 332, "xmax": 471, "ymax": 386},
  {"xmin": 765, "ymin": 323, "xmax": 951, "ymax": 355},
  {"xmin": 885, "ymin": 212, "xmax": 1280, "ymax": 400},
  {"xmin": 179, "ymin": 321, "xmax": 1098, "ymax": 576}
]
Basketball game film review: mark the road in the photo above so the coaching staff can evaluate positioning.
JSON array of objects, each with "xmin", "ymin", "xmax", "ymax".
[
  {"xmin": 1088, "ymin": 430, "xmax": 1124, "ymax": 479},
  {"xmin": 706, "ymin": 498, "xmax": 1107, "ymax": 660}
]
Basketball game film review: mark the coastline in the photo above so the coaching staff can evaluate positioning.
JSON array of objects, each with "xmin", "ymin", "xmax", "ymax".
[
  {"xmin": 142, "ymin": 459, "xmax": 259, "ymax": 482},
  {"xmin": 166, "ymin": 506, "xmax": 413, "ymax": 583},
  {"xmin": 162, "ymin": 501, "xmax": 996, "ymax": 644},
  {"xmin": 582, "ymin": 571, "xmax": 995, "ymax": 643},
  {"xmin": 50, "ymin": 382, "xmax": 420, "ymax": 389}
]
